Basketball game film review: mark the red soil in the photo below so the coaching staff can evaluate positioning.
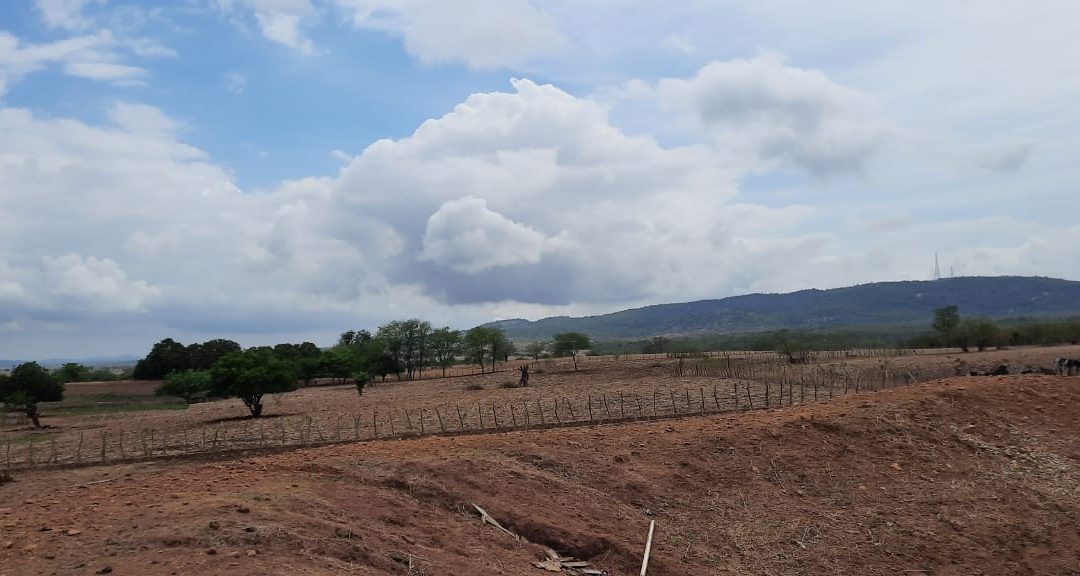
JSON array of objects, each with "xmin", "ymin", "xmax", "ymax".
[{"xmin": 1, "ymin": 374, "xmax": 1078, "ymax": 575}]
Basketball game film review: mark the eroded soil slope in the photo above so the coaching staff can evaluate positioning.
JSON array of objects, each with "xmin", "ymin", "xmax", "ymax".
[{"xmin": 2, "ymin": 375, "xmax": 1078, "ymax": 575}]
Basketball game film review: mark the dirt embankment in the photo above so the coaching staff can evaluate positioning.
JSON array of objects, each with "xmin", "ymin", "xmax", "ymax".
[{"xmin": 2, "ymin": 375, "xmax": 1078, "ymax": 575}]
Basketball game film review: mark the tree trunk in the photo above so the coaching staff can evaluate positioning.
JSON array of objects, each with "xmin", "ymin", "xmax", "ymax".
[
  {"xmin": 26, "ymin": 404, "xmax": 41, "ymax": 428},
  {"xmin": 244, "ymin": 395, "xmax": 264, "ymax": 418}
]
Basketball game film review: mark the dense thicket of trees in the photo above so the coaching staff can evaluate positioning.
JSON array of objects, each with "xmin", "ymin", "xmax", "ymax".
[
  {"xmin": 133, "ymin": 319, "xmax": 507, "ymax": 416},
  {"xmin": 134, "ymin": 338, "xmax": 241, "ymax": 380}
]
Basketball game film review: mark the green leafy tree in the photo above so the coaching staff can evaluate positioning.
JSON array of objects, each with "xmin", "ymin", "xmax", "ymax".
[
  {"xmin": 463, "ymin": 326, "xmax": 509, "ymax": 373},
  {"xmin": 932, "ymin": 305, "xmax": 961, "ymax": 347},
  {"xmin": 960, "ymin": 317, "xmax": 1001, "ymax": 352},
  {"xmin": 337, "ymin": 330, "xmax": 372, "ymax": 348},
  {"xmin": 464, "ymin": 327, "xmax": 493, "ymax": 373},
  {"xmin": 641, "ymin": 336, "xmax": 670, "ymax": 355},
  {"xmin": 52, "ymin": 362, "xmax": 92, "ymax": 384},
  {"xmin": 769, "ymin": 329, "xmax": 813, "ymax": 364},
  {"xmin": 525, "ymin": 341, "xmax": 546, "ymax": 360},
  {"xmin": 133, "ymin": 338, "xmax": 191, "ymax": 379},
  {"xmin": 552, "ymin": 332, "xmax": 592, "ymax": 370},
  {"xmin": 210, "ymin": 348, "xmax": 298, "ymax": 418},
  {"xmin": 155, "ymin": 369, "xmax": 211, "ymax": 404},
  {"xmin": 352, "ymin": 370, "xmax": 371, "ymax": 397},
  {"xmin": 1, "ymin": 362, "xmax": 64, "ymax": 428},
  {"xmin": 187, "ymin": 339, "xmax": 242, "ymax": 371},
  {"xmin": 429, "ymin": 327, "xmax": 462, "ymax": 377},
  {"xmin": 376, "ymin": 319, "xmax": 432, "ymax": 380}
]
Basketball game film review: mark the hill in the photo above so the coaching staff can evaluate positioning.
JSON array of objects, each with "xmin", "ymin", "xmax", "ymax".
[{"xmin": 487, "ymin": 276, "xmax": 1080, "ymax": 340}]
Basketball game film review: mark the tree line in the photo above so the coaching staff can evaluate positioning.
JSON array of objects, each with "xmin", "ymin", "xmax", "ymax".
[
  {"xmin": 3, "ymin": 322, "xmax": 597, "ymax": 426},
  {"xmin": 137, "ymin": 322, "xmax": 594, "ymax": 419}
]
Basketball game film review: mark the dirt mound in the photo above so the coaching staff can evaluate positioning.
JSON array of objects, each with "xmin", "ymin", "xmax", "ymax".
[{"xmin": 2, "ymin": 375, "xmax": 1078, "ymax": 575}]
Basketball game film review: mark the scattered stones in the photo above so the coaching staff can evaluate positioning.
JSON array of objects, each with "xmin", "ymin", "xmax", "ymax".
[
  {"xmin": 65, "ymin": 529, "xmax": 82, "ymax": 536},
  {"xmin": 95, "ymin": 567, "xmax": 113, "ymax": 575},
  {"xmin": 245, "ymin": 549, "xmax": 257, "ymax": 557},
  {"xmin": 205, "ymin": 547, "xmax": 217, "ymax": 555}
]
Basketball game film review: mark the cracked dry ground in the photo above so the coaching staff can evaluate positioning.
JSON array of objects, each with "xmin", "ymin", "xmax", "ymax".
[{"xmin": 2, "ymin": 375, "xmax": 1078, "ymax": 575}]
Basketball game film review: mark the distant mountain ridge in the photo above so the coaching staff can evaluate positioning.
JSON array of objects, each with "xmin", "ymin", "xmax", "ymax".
[
  {"xmin": 486, "ymin": 276, "xmax": 1080, "ymax": 341},
  {"xmin": 0, "ymin": 355, "xmax": 140, "ymax": 369}
]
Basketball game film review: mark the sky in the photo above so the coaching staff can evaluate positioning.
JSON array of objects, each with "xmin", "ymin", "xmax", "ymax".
[{"xmin": 1, "ymin": 0, "xmax": 1079, "ymax": 360}]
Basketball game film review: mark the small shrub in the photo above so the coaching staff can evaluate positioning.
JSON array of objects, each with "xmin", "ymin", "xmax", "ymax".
[
  {"xmin": 500, "ymin": 380, "xmax": 528, "ymax": 389},
  {"xmin": 532, "ymin": 367, "xmax": 546, "ymax": 374},
  {"xmin": 0, "ymin": 470, "xmax": 12, "ymax": 485},
  {"xmin": 465, "ymin": 383, "xmax": 485, "ymax": 391}
]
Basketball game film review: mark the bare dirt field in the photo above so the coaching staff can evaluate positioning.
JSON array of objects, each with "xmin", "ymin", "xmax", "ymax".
[
  {"xmin": 1, "ymin": 369, "xmax": 1078, "ymax": 575},
  {"xmin": 4, "ymin": 345, "xmax": 1078, "ymax": 468}
]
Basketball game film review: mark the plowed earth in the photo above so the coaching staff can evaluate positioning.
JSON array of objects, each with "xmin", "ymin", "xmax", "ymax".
[{"xmin": 2, "ymin": 375, "xmax": 1079, "ymax": 575}]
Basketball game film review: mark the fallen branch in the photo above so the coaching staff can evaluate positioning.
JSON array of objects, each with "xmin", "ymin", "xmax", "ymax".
[{"xmin": 471, "ymin": 503, "xmax": 520, "ymax": 541}]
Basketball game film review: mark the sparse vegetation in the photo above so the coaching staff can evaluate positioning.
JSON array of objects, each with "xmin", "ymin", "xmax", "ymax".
[{"xmin": 552, "ymin": 332, "xmax": 591, "ymax": 370}]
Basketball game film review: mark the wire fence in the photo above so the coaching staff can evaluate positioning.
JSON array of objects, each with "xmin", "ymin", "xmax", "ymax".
[{"xmin": 2, "ymin": 352, "xmax": 951, "ymax": 471}]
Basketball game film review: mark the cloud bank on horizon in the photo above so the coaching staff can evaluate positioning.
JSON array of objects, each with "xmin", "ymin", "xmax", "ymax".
[{"xmin": 1, "ymin": 0, "xmax": 1078, "ymax": 358}]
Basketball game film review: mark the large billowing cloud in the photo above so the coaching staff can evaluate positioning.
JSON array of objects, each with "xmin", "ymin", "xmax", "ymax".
[
  {"xmin": 655, "ymin": 54, "xmax": 890, "ymax": 176},
  {"xmin": 1, "ymin": 47, "xmax": 1078, "ymax": 357}
]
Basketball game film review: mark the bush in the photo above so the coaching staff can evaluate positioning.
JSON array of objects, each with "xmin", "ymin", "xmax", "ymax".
[
  {"xmin": 464, "ymin": 383, "xmax": 485, "ymax": 391},
  {"xmin": 155, "ymin": 370, "xmax": 212, "ymax": 404},
  {"xmin": 499, "ymin": 380, "xmax": 527, "ymax": 389},
  {"xmin": 352, "ymin": 370, "xmax": 370, "ymax": 397},
  {"xmin": 1, "ymin": 362, "xmax": 64, "ymax": 428}
]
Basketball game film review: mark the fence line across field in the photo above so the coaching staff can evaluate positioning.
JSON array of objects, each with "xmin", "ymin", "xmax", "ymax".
[{"xmin": 2, "ymin": 357, "xmax": 948, "ymax": 471}]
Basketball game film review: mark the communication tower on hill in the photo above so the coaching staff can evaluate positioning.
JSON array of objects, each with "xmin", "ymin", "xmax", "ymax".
[{"xmin": 934, "ymin": 251, "xmax": 941, "ymax": 280}]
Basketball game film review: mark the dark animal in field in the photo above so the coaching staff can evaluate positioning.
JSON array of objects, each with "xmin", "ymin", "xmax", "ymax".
[{"xmin": 1055, "ymin": 358, "xmax": 1080, "ymax": 376}]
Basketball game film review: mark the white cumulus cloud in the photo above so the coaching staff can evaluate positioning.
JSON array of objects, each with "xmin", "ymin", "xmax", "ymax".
[
  {"xmin": 655, "ymin": 54, "xmax": 891, "ymax": 176},
  {"xmin": 420, "ymin": 196, "xmax": 570, "ymax": 273},
  {"xmin": 336, "ymin": 0, "xmax": 567, "ymax": 69}
]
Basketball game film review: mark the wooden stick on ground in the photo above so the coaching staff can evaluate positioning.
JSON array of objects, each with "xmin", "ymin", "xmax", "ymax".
[
  {"xmin": 640, "ymin": 520, "xmax": 656, "ymax": 576},
  {"xmin": 471, "ymin": 504, "xmax": 520, "ymax": 541}
]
